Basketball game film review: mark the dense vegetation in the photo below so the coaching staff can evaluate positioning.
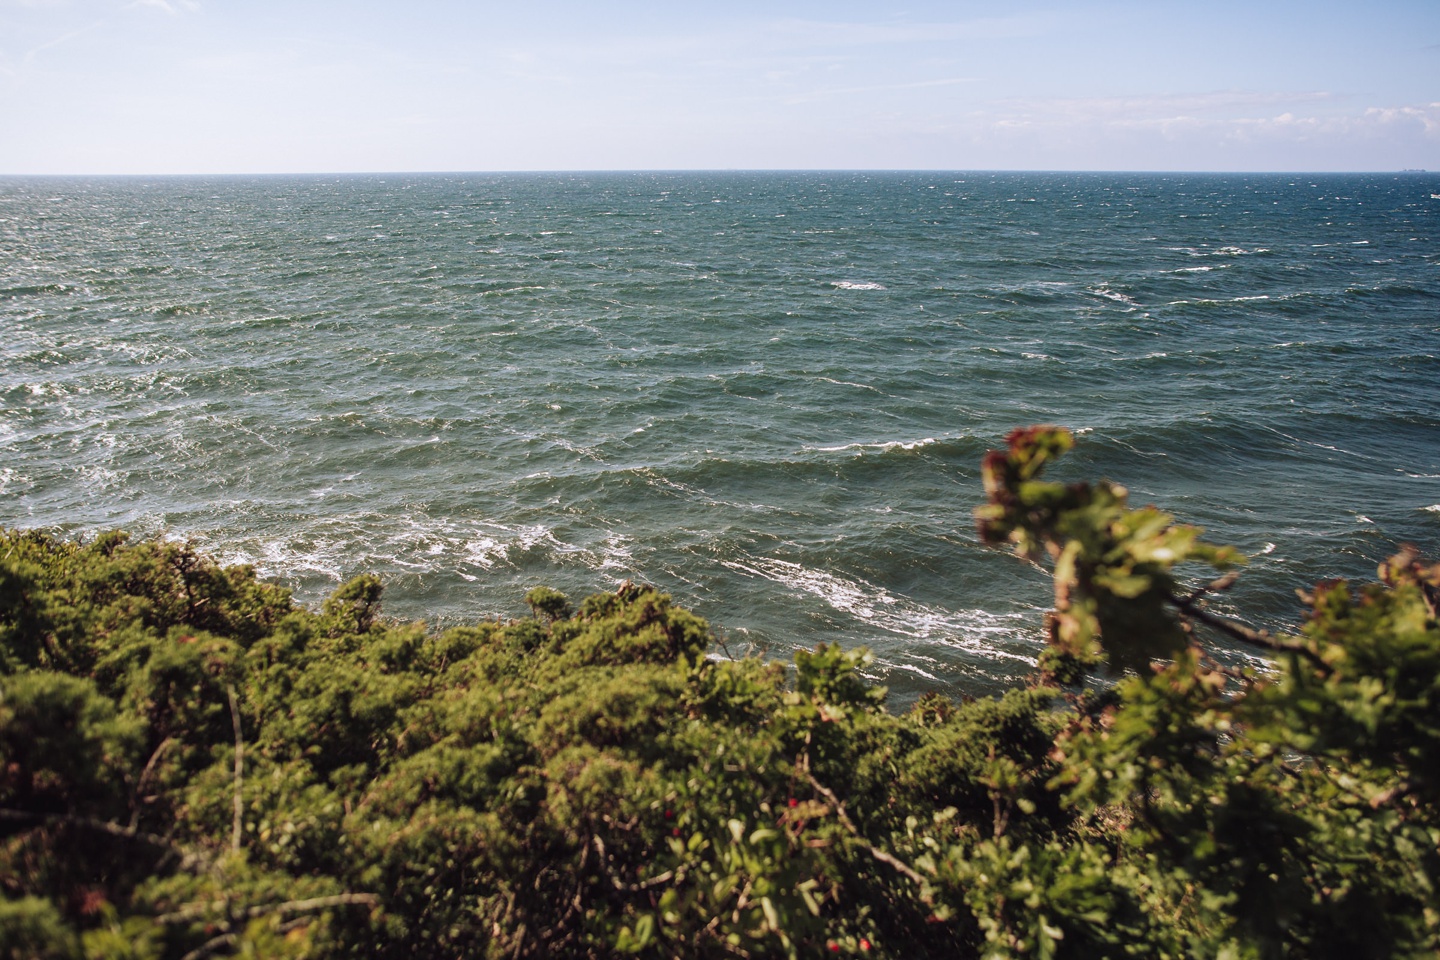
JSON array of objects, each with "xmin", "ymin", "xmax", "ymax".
[{"xmin": 1, "ymin": 427, "xmax": 1437, "ymax": 959}]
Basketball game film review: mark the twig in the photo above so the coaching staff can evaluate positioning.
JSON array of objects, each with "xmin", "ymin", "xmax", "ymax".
[
  {"xmin": 158, "ymin": 893, "xmax": 380, "ymax": 925},
  {"xmin": 129, "ymin": 736, "xmax": 175, "ymax": 829},
  {"xmin": 0, "ymin": 808, "xmax": 206, "ymax": 871},
  {"xmin": 1196, "ymin": 650, "xmax": 1253, "ymax": 685},
  {"xmin": 804, "ymin": 773, "xmax": 928, "ymax": 890},
  {"xmin": 226, "ymin": 685, "xmax": 243, "ymax": 852},
  {"xmin": 589, "ymin": 835, "xmax": 677, "ymax": 893},
  {"xmin": 1368, "ymin": 780, "xmax": 1413, "ymax": 809},
  {"xmin": 591, "ymin": 835, "xmax": 624, "ymax": 891},
  {"xmin": 1167, "ymin": 593, "xmax": 1332, "ymax": 674},
  {"xmin": 179, "ymin": 932, "xmax": 236, "ymax": 960},
  {"xmin": 1184, "ymin": 570, "xmax": 1241, "ymax": 605}
]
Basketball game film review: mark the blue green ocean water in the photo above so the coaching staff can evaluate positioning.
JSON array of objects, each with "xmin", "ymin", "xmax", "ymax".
[{"xmin": 2, "ymin": 171, "xmax": 1438, "ymax": 700}]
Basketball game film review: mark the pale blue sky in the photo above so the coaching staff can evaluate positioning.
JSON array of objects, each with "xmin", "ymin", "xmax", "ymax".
[{"xmin": 2, "ymin": 0, "xmax": 1436, "ymax": 174}]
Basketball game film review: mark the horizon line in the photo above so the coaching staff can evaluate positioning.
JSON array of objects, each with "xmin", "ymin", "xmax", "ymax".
[{"xmin": 0, "ymin": 166, "xmax": 1432, "ymax": 179}]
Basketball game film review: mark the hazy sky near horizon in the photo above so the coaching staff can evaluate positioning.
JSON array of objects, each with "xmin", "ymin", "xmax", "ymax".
[{"xmin": 2, "ymin": 0, "xmax": 1437, "ymax": 174}]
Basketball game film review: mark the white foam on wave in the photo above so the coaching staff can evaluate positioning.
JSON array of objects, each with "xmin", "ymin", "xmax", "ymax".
[
  {"xmin": 478, "ymin": 285, "xmax": 547, "ymax": 297},
  {"xmin": 210, "ymin": 513, "xmax": 638, "ymax": 592},
  {"xmin": 718, "ymin": 555, "xmax": 1035, "ymax": 662},
  {"xmin": 463, "ymin": 522, "xmax": 569, "ymax": 570},
  {"xmin": 813, "ymin": 376, "xmax": 881, "ymax": 393},
  {"xmin": 883, "ymin": 661, "xmax": 942, "ymax": 681},
  {"xmin": 830, "ymin": 281, "xmax": 886, "ymax": 291},
  {"xmin": 1167, "ymin": 294, "xmax": 1272, "ymax": 306},
  {"xmin": 598, "ymin": 532, "xmax": 634, "ymax": 570},
  {"xmin": 1092, "ymin": 286, "xmax": 1139, "ymax": 308},
  {"xmin": 1422, "ymin": 505, "xmax": 1440, "ymax": 515},
  {"xmin": 1207, "ymin": 246, "xmax": 1268, "ymax": 257},
  {"xmin": 215, "ymin": 536, "xmax": 347, "ymax": 584},
  {"xmin": 810, "ymin": 437, "xmax": 942, "ymax": 454}
]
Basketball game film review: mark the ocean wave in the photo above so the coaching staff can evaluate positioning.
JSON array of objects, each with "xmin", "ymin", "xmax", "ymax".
[
  {"xmin": 150, "ymin": 302, "xmax": 209, "ymax": 317},
  {"xmin": 3, "ymin": 171, "xmax": 1435, "ymax": 699},
  {"xmin": 215, "ymin": 536, "xmax": 348, "ymax": 583},
  {"xmin": 811, "ymin": 438, "xmax": 936, "ymax": 453},
  {"xmin": 1166, "ymin": 294, "xmax": 1272, "ymax": 306},
  {"xmin": 718, "ymin": 555, "xmax": 1036, "ymax": 661},
  {"xmin": 811, "ymin": 376, "xmax": 882, "ymax": 393},
  {"xmin": 208, "ymin": 515, "xmax": 638, "ymax": 593},
  {"xmin": 808, "ymin": 436, "xmax": 961, "ymax": 455},
  {"xmin": 0, "ymin": 283, "xmax": 77, "ymax": 298}
]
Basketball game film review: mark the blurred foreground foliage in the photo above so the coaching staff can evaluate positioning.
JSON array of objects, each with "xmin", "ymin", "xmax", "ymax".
[{"xmin": 2, "ymin": 427, "xmax": 1438, "ymax": 959}]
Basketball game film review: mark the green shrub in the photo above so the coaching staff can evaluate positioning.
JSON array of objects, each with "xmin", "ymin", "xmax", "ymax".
[{"xmin": 0, "ymin": 429, "xmax": 1435, "ymax": 958}]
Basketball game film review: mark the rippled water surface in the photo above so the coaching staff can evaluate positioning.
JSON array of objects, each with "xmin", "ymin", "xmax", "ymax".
[{"xmin": 3, "ymin": 172, "xmax": 1438, "ymax": 700}]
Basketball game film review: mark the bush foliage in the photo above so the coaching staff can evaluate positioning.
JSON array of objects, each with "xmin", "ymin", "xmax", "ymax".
[{"xmin": 1, "ymin": 427, "xmax": 1437, "ymax": 958}]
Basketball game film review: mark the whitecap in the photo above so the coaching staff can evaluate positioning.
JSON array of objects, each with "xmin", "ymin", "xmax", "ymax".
[
  {"xmin": 880, "ymin": 661, "xmax": 941, "ymax": 681},
  {"xmin": 597, "ymin": 532, "xmax": 634, "ymax": 571},
  {"xmin": 1092, "ymin": 286, "xmax": 1140, "ymax": 307},
  {"xmin": 831, "ymin": 281, "xmax": 886, "ymax": 291},
  {"xmin": 217, "ymin": 538, "xmax": 347, "ymax": 583},
  {"xmin": 813, "ymin": 376, "xmax": 881, "ymax": 392},
  {"xmin": 810, "ymin": 437, "xmax": 940, "ymax": 454},
  {"xmin": 717, "ymin": 555, "xmax": 1036, "ymax": 661}
]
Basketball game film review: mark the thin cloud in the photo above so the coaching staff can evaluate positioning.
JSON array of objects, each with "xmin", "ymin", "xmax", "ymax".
[
  {"xmin": 492, "ymin": 12, "xmax": 1048, "ymax": 74},
  {"xmin": 762, "ymin": 14, "xmax": 1054, "ymax": 49},
  {"xmin": 992, "ymin": 90, "xmax": 1343, "ymax": 122},
  {"xmin": 21, "ymin": 19, "xmax": 105, "ymax": 65},
  {"xmin": 966, "ymin": 93, "xmax": 1440, "ymax": 155},
  {"xmin": 783, "ymin": 76, "xmax": 980, "ymax": 105},
  {"xmin": 126, "ymin": 0, "xmax": 199, "ymax": 13}
]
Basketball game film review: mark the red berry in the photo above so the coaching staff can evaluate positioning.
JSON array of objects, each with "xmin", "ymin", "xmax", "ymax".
[
  {"xmin": 664, "ymin": 809, "xmax": 673, "ymax": 819},
  {"xmin": 827, "ymin": 943, "xmax": 840, "ymax": 953},
  {"xmin": 860, "ymin": 939, "xmax": 871, "ymax": 951},
  {"xmin": 788, "ymin": 798, "xmax": 799, "ymax": 808},
  {"xmin": 671, "ymin": 828, "xmax": 681, "ymax": 837}
]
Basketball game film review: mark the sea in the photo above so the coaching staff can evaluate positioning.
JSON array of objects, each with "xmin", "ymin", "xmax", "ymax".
[{"xmin": 2, "ymin": 171, "xmax": 1437, "ymax": 702}]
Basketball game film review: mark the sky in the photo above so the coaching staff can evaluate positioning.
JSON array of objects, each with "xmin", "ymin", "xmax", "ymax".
[{"xmin": 1, "ymin": 0, "xmax": 1437, "ymax": 174}]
